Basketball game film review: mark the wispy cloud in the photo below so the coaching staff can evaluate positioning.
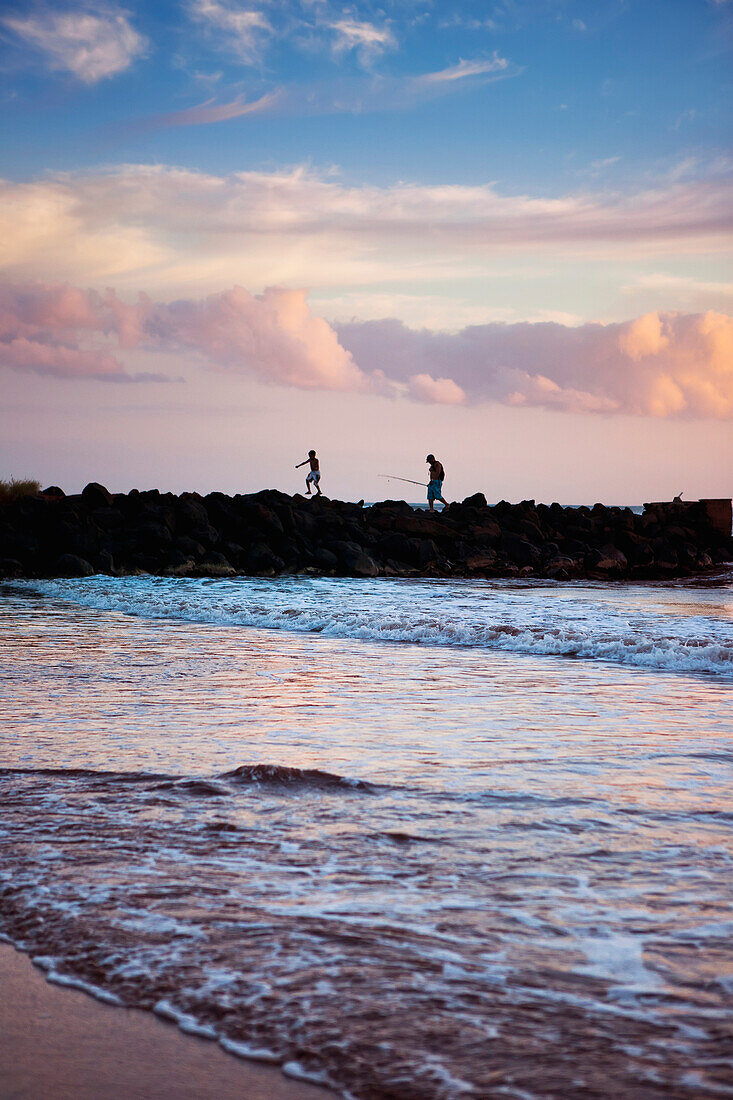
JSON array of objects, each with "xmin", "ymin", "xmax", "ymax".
[
  {"xmin": 672, "ymin": 108, "xmax": 697, "ymax": 130},
  {"xmin": 189, "ymin": 0, "xmax": 272, "ymax": 64},
  {"xmin": 416, "ymin": 54, "xmax": 509, "ymax": 84},
  {"xmin": 2, "ymin": 165, "xmax": 729, "ymax": 299},
  {"xmin": 1, "ymin": 5, "xmax": 147, "ymax": 83},
  {"xmin": 623, "ymin": 272, "xmax": 733, "ymax": 314},
  {"xmin": 328, "ymin": 19, "xmax": 396, "ymax": 62},
  {"xmin": 631, "ymin": 273, "xmax": 733, "ymax": 298},
  {"xmin": 589, "ymin": 155, "xmax": 621, "ymax": 172},
  {"xmin": 139, "ymin": 90, "xmax": 279, "ymax": 129}
]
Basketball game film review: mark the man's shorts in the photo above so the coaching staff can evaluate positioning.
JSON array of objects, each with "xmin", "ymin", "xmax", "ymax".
[
  {"xmin": 306, "ymin": 470, "xmax": 320, "ymax": 485},
  {"xmin": 427, "ymin": 479, "xmax": 443, "ymax": 501}
]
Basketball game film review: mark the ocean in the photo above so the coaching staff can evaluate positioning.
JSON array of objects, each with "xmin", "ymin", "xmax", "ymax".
[{"xmin": 1, "ymin": 574, "xmax": 732, "ymax": 1098}]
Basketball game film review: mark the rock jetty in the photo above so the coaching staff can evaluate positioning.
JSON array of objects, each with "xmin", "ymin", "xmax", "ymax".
[{"xmin": 1, "ymin": 484, "xmax": 731, "ymax": 581}]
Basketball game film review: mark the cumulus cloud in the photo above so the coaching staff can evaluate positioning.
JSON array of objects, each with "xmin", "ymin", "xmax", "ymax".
[
  {"xmin": 408, "ymin": 373, "xmax": 466, "ymax": 405},
  {"xmin": 154, "ymin": 285, "xmax": 366, "ymax": 390},
  {"xmin": 336, "ymin": 311, "xmax": 733, "ymax": 418},
  {"xmin": 0, "ymin": 281, "xmax": 366, "ymax": 390},
  {"xmin": 1, "ymin": 165, "xmax": 730, "ymax": 297},
  {"xmin": 2, "ymin": 6, "xmax": 147, "ymax": 83},
  {"xmin": 2, "ymin": 282, "xmax": 731, "ymax": 418}
]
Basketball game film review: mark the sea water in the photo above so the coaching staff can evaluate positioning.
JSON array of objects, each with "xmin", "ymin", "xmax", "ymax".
[{"xmin": 1, "ymin": 574, "xmax": 732, "ymax": 1098}]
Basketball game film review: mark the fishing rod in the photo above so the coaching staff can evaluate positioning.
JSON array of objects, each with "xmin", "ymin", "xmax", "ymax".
[{"xmin": 378, "ymin": 474, "xmax": 427, "ymax": 487}]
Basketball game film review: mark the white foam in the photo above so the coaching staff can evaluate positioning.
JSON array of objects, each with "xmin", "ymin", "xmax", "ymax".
[
  {"xmin": 154, "ymin": 999, "xmax": 217, "ymax": 1038},
  {"xmin": 282, "ymin": 1061, "xmax": 330, "ymax": 1085},
  {"xmin": 28, "ymin": 576, "xmax": 733, "ymax": 679},
  {"xmin": 219, "ymin": 1036, "xmax": 280, "ymax": 1063},
  {"xmin": 46, "ymin": 970, "xmax": 122, "ymax": 1005},
  {"xmin": 575, "ymin": 932, "xmax": 662, "ymax": 992}
]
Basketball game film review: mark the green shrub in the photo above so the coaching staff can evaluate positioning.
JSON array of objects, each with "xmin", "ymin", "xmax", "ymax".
[{"xmin": 0, "ymin": 478, "xmax": 42, "ymax": 503}]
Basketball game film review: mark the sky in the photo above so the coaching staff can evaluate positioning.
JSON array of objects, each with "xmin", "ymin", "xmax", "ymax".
[{"xmin": 1, "ymin": 0, "xmax": 731, "ymax": 502}]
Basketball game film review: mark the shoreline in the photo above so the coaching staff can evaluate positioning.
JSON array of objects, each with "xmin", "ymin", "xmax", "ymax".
[{"xmin": 0, "ymin": 943, "xmax": 333, "ymax": 1100}]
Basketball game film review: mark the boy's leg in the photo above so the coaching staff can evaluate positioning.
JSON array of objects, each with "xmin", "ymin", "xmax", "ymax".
[{"xmin": 305, "ymin": 478, "xmax": 311, "ymax": 494}]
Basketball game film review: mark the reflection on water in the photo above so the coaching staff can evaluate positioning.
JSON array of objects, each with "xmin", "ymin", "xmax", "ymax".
[{"xmin": 0, "ymin": 581, "xmax": 732, "ymax": 1099}]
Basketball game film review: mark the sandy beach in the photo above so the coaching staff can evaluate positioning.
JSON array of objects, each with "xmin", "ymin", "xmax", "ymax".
[{"xmin": 0, "ymin": 944, "xmax": 331, "ymax": 1100}]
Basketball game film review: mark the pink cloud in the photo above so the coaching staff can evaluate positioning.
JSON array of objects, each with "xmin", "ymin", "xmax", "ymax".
[
  {"xmin": 153, "ymin": 286, "xmax": 366, "ymax": 390},
  {"xmin": 2, "ymin": 281, "xmax": 731, "ymax": 418},
  {"xmin": 139, "ymin": 91, "xmax": 279, "ymax": 130},
  {"xmin": 408, "ymin": 373, "xmax": 466, "ymax": 404},
  {"xmin": 0, "ymin": 281, "xmax": 366, "ymax": 391},
  {"xmin": 0, "ymin": 336, "xmax": 124, "ymax": 379},
  {"xmin": 336, "ymin": 310, "xmax": 733, "ymax": 418},
  {"xmin": 3, "ymin": 167, "xmax": 730, "ymax": 300}
]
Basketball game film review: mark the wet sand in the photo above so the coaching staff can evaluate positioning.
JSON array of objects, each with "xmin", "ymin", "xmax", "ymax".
[{"xmin": 0, "ymin": 944, "xmax": 332, "ymax": 1100}]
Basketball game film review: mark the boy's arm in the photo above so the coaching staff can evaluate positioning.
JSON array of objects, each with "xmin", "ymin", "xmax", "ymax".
[{"xmin": 295, "ymin": 460, "xmax": 306, "ymax": 468}]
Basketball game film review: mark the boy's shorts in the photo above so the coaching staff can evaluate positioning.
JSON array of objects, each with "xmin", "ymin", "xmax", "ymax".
[
  {"xmin": 427, "ymin": 479, "xmax": 443, "ymax": 501},
  {"xmin": 306, "ymin": 470, "xmax": 320, "ymax": 485}
]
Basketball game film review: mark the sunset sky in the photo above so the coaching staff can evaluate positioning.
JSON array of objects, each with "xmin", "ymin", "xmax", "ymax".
[{"xmin": 1, "ymin": 0, "xmax": 731, "ymax": 503}]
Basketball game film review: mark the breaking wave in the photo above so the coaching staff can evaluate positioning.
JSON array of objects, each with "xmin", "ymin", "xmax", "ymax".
[
  {"xmin": 23, "ymin": 575, "xmax": 733, "ymax": 679},
  {"xmin": 0, "ymin": 764, "xmax": 375, "ymax": 796}
]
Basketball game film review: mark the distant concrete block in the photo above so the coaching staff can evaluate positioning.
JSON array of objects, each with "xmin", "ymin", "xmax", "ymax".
[{"xmin": 700, "ymin": 499, "xmax": 732, "ymax": 537}]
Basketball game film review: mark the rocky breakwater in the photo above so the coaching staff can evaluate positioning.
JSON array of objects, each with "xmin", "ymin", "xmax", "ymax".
[{"xmin": 0, "ymin": 483, "xmax": 731, "ymax": 582}]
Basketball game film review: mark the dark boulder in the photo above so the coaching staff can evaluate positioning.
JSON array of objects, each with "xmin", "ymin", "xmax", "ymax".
[
  {"xmin": 135, "ymin": 522, "xmax": 173, "ymax": 547},
  {"xmin": 559, "ymin": 537, "xmax": 590, "ymax": 558},
  {"xmin": 465, "ymin": 551, "xmax": 497, "ymax": 574},
  {"xmin": 197, "ymin": 550, "xmax": 236, "ymax": 576},
  {"xmin": 176, "ymin": 497, "xmax": 209, "ymax": 530},
  {"xmin": 188, "ymin": 524, "xmax": 219, "ymax": 549},
  {"xmin": 417, "ymin": 539, "xmax": 440, "ymax": 569},
  {"xmin": 345, "ymin": 549, "xmax": 379, "ymax": 577},
  {"xmin": 544, "ymin": 555, "xmax": 579, "ymax": 580},
  {"xmin": 314, "ymin": 547, "xmax": 338, "ymax": 571},
  {"xmin": 94, "ymin": 550, "xmax": 116, "ymax": 574},
  {"xmin": 500, "ymin": 532, "xmax": 541, "ymax": 568},
  {"xmin": 174, "ymin": 535, "xmax": 205, "ymax": 559},
  {"xmin": 42, "ymin": 486, "xmax": 65, "ymax": 498},
  {"xmin": 54, "ymin": 553, "xmax": 94, "ymax": 577},
  {"xmin": 81, "ymin": 482, "xmax": 112, "ymax": 509},
  {"xmin": 585, "ymin": 548, "xmax": 626, "ymax": 577},
  {"xmin": 653, "ymin": 539, "xmax": 679, "ymax": 572},
  {"xmin": 239, "ymin": 502, "xmax": 284, "ymax": 539},
  {"xmin": 328, "ymin": 540, "xmax": 379, "ymax": 576},
  {"xmin": 247, "ymin": 543, "xmax": 285, "ymax": 575},
  {"xmin": 92, "ymin": 507, "xmax": 124, "ymax": 531},
  {"xmin": 220, "ymin": 541, "xmax": 246, "ymax": 568},
  {"xmin": 466, "ymin": 519, "xmax": 501, "ymax": 544},
  {"xmin": 517, "ymin": 518, "xmax": 544, "ymax": 544},
  {"xmin": 376, "ymin": 532, "xmax": 420, "ymax": 565}
]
